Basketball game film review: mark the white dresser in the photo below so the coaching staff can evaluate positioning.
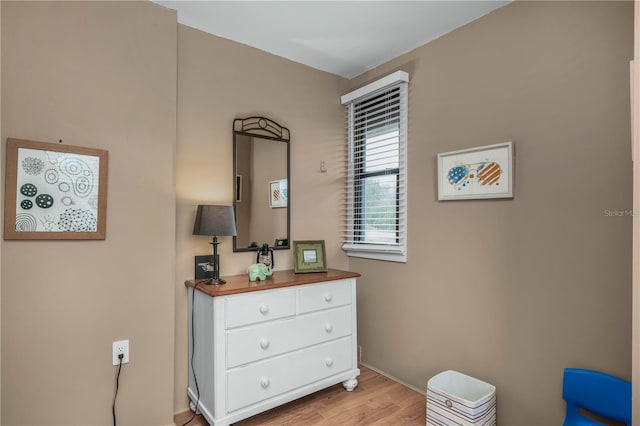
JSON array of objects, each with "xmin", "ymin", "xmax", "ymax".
[{"xmin": 185, "ymin": 269, "xmax": 360, "ymax": 426}]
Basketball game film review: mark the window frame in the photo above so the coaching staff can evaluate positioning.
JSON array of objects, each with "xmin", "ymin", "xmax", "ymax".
[{"xmin": 341, "ymin": 71, "xmax": 408, "ymax": 262}]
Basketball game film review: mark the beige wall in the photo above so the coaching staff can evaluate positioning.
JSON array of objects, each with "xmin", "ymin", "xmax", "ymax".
[
  {"xmin": 173, "ymin": 24, "xmax": 349, "ymax": 413},
  {"xmin": 349, "ymin": 2, "xmax": 633, "ymax": 425},
  {"xmin": 1, "ymin": 2, "xmax": 177, "ymax": 425},
  {"xmin": 633, "ymin": 1, "xmax": 639, "ymax": 422},
  {"xmin": 0, "ymin": 1, "xmax": 633, "ymax": 425}
]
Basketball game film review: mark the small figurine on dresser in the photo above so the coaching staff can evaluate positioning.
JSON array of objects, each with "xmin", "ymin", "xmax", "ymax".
[{"xmin": 247, "ymin": 263, "xmax": 272, "ymax": 281}]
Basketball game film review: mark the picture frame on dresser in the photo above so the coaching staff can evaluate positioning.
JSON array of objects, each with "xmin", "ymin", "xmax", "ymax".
[
  {"xmin": 3, "ymin": 138, "xmax": 108, "ymax": 240},
  {"xmin": 293, "ymin": 240, "xmax": 327, "ymax": 273}
]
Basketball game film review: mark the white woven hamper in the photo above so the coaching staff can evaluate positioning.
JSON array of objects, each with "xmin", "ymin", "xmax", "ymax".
[{"xmin": 426, "ymin": 370, "xmax": 496, "ymax": 426}]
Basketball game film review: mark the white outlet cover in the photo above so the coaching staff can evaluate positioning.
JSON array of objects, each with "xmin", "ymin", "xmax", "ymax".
[{"xmin": 112, "ymin": 340, "xmax": 130, "ymax": 366}]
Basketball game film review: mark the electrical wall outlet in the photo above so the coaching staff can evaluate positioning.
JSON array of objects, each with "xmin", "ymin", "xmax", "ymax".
[{"xmin": 112, "ymin": 340, "xmax": 130, "ymax": 366}]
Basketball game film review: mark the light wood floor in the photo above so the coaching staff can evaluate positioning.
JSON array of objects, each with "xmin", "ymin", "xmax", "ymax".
[{"xmin": 174, "ymin": 365, "xmax": 425, "ymax": 425}]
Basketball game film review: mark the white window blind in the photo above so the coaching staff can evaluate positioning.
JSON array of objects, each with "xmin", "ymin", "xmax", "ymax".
[{"xmin": 341, "ymin": 71, "xmax": 408, "ymax": 262}]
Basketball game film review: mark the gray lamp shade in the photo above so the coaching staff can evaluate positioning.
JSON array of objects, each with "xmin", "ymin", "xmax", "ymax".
[{"xmin": 193, "ymin": 205, "xmax": 237, "ymax": 237}]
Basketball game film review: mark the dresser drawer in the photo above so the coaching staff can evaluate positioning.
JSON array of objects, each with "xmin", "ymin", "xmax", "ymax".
[
  {"xmin": 227, "ymin": 337, "xmax": 353, "ymax": 412},
  {"xmin": 225, "ymin": 288, "xmax": 296, "ymax": 329},
  {"xmin": 227, "ymin": 306, "xmax": 352, "ymax": 368},
  {"xmin": 298, "ymin": 280, "xmax": 353, "ymax": 314}
]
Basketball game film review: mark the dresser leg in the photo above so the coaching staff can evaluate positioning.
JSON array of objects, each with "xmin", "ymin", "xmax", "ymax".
[{"xmin": 342, "ymin": 377, "xmax": 359, "ymax": 392}]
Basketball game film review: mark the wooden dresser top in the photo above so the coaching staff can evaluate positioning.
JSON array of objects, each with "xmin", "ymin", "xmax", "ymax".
[{"xmin": 185, "ymin": 268, "xmax": 360, "ymax": 297}]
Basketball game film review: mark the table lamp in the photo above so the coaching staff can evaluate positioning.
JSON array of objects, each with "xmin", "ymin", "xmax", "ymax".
[{"xmin": 193, "ymin": 205, "xmax": 237, "ymax": 284}]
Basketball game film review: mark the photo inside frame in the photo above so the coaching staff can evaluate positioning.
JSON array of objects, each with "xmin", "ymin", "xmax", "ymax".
[{"xmin": 303, "ymin": 249, "xmax": 317, "ymax": 263}]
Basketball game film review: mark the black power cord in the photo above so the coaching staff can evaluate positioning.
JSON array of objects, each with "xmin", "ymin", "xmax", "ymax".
[
  {"xmin": 112, "ymin": 353, "xmax": 124, "ymax": 426},
  {"xmin": 182, "ymin": 284, "xmax": 201, "ymax": 426}
]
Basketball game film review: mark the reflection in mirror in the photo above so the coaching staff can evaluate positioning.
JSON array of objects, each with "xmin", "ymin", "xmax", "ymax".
[{"xmin": 233, "ymin": 117, "xmax": 290, "ymax": 252}]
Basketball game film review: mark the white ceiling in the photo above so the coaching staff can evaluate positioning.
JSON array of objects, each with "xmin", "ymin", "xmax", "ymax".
[{"xmin": 153, "ymin": 1, "xmax": 510, "ymax": 79}]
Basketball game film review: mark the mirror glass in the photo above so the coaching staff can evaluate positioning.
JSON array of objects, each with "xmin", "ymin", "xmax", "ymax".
[{"xmin": 233, "ymin": 117, "xmax": 290, "ymax": 252}]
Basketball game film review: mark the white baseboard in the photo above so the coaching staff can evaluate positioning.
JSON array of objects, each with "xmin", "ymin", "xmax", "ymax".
[{"xmin": 360, "ymin": 361, "xmax": 426, "ymax": 396}]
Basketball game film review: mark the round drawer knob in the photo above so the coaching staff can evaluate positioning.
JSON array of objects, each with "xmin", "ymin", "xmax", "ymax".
[
  {"xmin": 325, "ymin": 357, "xmax": 334, "ymax": 367},
  {"xmin": 445, "ymin": 399, "xmax": 453, "ymax": 408},
  {"xmin": 324, "ymin": 293, "xmax": 333, "ymax": 302},
  {"xmin": 260, "ymin": 338, "xmax": 270, "ymax": 350},
  {"xmin": 324, "ymin": 323, "xmax": 333, "ymax": 333},
  {"xmin": 260, "ymin": 377, "xmax": 270, "ymax": 389},
  {"xmin": 259, "ymin": 304, "xmax": 269, "ymax": 315}
]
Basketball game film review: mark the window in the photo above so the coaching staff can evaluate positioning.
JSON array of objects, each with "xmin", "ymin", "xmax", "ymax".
[{"xmin": 341, "ymin": 71, "xmax": 408, "ymax": 262}]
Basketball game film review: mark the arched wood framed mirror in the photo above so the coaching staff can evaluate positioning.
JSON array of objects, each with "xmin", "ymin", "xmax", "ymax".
[{"xmin": 233, "ymin": 117, "xmax": 290, "ymax": 252}]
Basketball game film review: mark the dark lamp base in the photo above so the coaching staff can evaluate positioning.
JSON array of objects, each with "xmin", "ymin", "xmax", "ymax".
[{"xmin": 204, "ymin": 278, "xmax": 226, "ymax": 285}]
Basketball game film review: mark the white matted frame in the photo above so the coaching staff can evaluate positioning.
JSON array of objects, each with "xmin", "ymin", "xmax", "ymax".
[
  {"xmin": 269, "ymin": 179, "xmax": 288, "ymax": 208},
  {"xmin": 4, "ymin": 138, "xmax": 108, "ymax": 239},
  {"xmin": 437, "ymin": 141, "xmax": 513, "ymax": 200}
]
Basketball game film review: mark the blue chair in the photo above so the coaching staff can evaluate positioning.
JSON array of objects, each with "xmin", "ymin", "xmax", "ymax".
[{"xmin": 562, "ymin": 368, "xmax": 631, "ymax": 426}]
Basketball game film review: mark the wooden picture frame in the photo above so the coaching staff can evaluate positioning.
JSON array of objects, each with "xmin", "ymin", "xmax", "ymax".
[
  {"xmin": 4, "ymin": 138, "xmax": 108, "ymax": 240},
  {"xmin": 293, "ymin": 240, "xmax": 327, "ymax": 273},
  {"xmin": 437, "ymin": 141, "xmax": 514, "ymax": 200}
]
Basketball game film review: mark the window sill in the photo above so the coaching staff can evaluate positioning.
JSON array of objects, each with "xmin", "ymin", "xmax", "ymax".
[{"xmin": 342, "ymin": 244, "xmax": 406, "ymax": 263}]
